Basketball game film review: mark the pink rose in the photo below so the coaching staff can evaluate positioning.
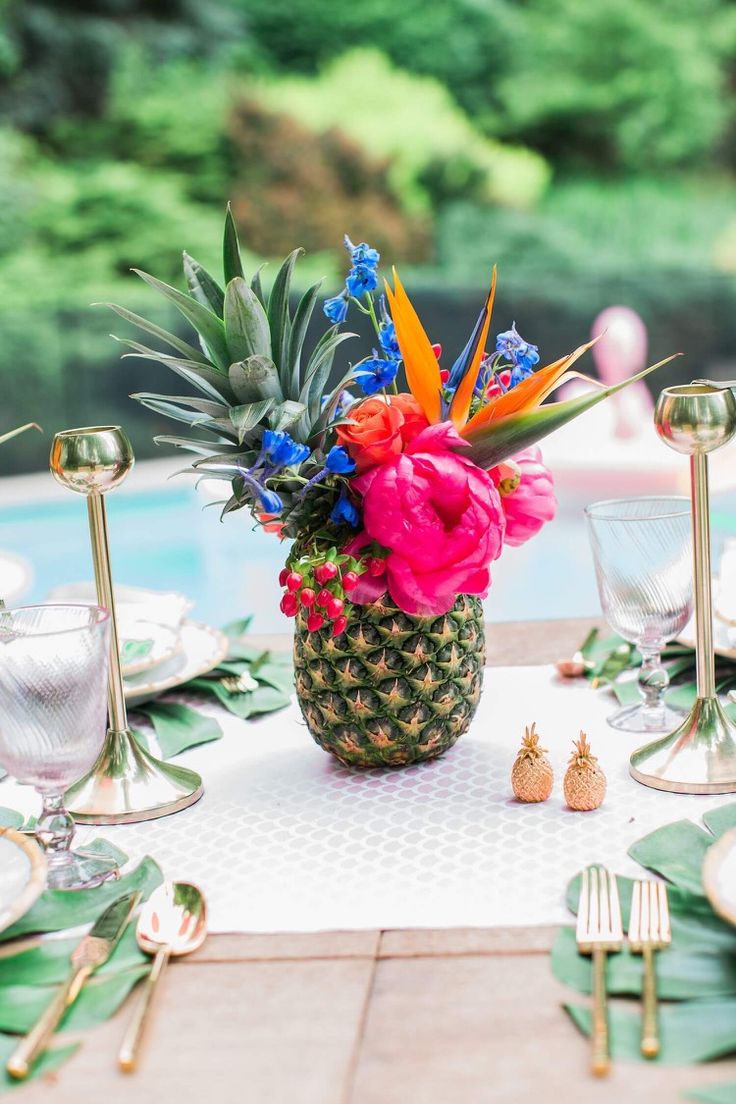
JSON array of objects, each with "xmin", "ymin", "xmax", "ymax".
[
  {"xmin": 493, "ymin": 446, "xmax": 556, "ymax": 547},
  {"xmin": 352, "ymin": 423, "xmax": 505, "ymax": 616}
]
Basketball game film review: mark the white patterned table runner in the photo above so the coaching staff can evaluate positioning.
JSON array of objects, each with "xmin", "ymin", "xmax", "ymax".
[{"xmin": 2, "ymin": 665, "xmax": 730, "ymax": 933}]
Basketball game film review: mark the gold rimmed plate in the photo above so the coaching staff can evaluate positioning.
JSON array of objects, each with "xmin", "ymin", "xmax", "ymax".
[
  {"xmin": 124, "ymin": 621, "xmax": 229, "ymax": 709},
  {"xmin": 0, "ymin": 829, "xmax": 47, "ymax": 935},
  {"xmin": 703, "ymin": 827, "xmax": 736, "ymax": 926}
]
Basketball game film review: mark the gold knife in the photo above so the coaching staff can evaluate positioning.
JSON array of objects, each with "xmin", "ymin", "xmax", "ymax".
[{"xmin": 7, "ymin": 890, "xmax": 141, "ymax": 1079}]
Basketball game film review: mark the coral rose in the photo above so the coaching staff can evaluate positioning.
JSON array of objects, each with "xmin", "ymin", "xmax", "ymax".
[
  {"xmin": 492, "ymin": 446, "xmax": 556, "ymax": 547},
  {"xmin": 337, "ymin": 394, "xmax": 428, "ymax": 473},
  {"xmin": 352, "ymin": 423, "xmax": 505, "ymax": 616}
]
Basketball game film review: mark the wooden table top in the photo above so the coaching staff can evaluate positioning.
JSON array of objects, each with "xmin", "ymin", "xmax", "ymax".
[{"xmin": 18, "ymin": 619, "xmax": 736, "ymax": 1102}]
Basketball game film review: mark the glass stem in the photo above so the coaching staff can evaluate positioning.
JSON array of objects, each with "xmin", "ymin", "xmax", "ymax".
[
  {"xmin": 638, "ymin": 648, "xmax": 669, "ymax": 714},
  {"xmin": 36, "ymin": 791, "xmax": 75, "ymax": 868}
]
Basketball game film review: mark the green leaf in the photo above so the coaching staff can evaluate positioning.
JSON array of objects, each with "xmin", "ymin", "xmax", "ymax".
[
  {"xmin": 132, "ymin": 394, "xmax": 228, "ymax": 430},
  {"xmin": 230, "ymin": 398, "xmax": 276, "ymax": 443},
  {"xmin": 223, "ymin": 202, "xmax": 244, "ymax": 284},
  {"xmin": 223, "ymin": 616, "xmax": 254, "ymax": 638},
  {"xmin": 269, "ymin": 400, "xmax": 307, "ymax": 436},
  {"xmin": 703, "ymin": 803, "xmax": 736, "ymax": 838},
  {"xmin": 133, "ymin": 269, "xmax": 230, "ymax": 371},
  {"xmin": 303, "ymin": 329, "xmax": 357, "ymax": 422},
  {"xmin": 289, "ymin": 280, "xmax": 322, "ymax": 395},
  {"xmin": 251, "ymin": 264, "xmax": 267, "ymax": 307},
  {"xmin": 229, "ymin": 355, "xmax": 282, "ymax": 404},
  {"xmin": 224, "ymin": 278, "xmax": 272, "ymax": 364},
  {"xmin": 565, "ymin": 997, "xmax": 736, "ymax": 1064},
  {"xmin": 0, "ymin": 1033, "xmax": 77, "ymax": 1094},
  {"xmin": 267, "ymin": 249, "xmax": 303, "ymax": 392},
  {"xmin": 137, "ymin": 702, "xmax": 222, "ymax": 758},
  {"xmin": 104, "ymin": 302, "xmax": 210, "ymax": 365},
  {"xmin": 685, "ymin": 1082, "xmax": 736, "ymax": 1103},
  {"xmin": 183, "ymin": 252, "xmax": 225, "ymax": 317},
  {"xmin": 0, "ymin": 965, "xmax": 148, "ymax": 1035},
  {"xmin": 154, "ymin": 435, "xmax": 239, "ymax": 457},
  {"xmin": 464, "ymin": 354, "xmax": 680, "ymax": 470},
  {"xmin": 0, "ymin": 857, "xmax": 163, "ymax": 942},
  {"xmin": 0, "ymin": 922, "xmax": 146, "ymax": 985},
  {"xmin": 116, "ymin": 339, "xmax": 233, "ymax": 403},
  {"xmin": 628, "ymin": 820, "xmax": 713, "ymax": 895}
]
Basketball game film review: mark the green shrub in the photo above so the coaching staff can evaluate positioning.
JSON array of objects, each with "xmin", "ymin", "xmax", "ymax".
[{"xmin": 252, "ymin": 50, "xmax": 550, "ymax": 214}]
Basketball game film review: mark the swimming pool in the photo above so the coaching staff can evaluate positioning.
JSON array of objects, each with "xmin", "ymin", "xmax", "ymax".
[{"xmin": 1, "ymin": 462, "xmax": 734, "ymax": 633}]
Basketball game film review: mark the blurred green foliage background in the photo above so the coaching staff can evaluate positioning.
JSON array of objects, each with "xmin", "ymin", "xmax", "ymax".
[{"xmin": 2, "ymin": 0, "xmax": 736, "ymax": 469}]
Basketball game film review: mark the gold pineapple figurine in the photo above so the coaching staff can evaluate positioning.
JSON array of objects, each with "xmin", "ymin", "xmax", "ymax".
[
  {"xmin": 564, "ymin": 731, "xmax": 606, "ymax": 811},
  {"xmin": 511, "ymin": 723, "xmax": 554, "ymax": 803}
]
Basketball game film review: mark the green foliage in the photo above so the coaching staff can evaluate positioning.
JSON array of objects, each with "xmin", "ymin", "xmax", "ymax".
[
  {"xmin": 491, "ymin": 0, "xmax": 736, "ymax": 172},
  {"xmin": 253, "ymin": 50, "xmax": 550, "ymax": 214}
]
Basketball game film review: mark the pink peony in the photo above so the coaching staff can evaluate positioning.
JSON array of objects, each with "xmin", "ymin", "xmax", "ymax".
[
  {"xmin": 493, "ymin": 446, "xmax": 556, "ymax": 547},
  {"xmin": 351, "ymin": 423, "xmax": 505, "ymax": 616}
]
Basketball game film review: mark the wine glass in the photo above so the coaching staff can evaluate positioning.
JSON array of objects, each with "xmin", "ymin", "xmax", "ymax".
[
  {"xmin": 585, "ymin": 497, "xmax": 693, "ymax": 733},
  {"xmin": 0, "ymin": 604, "xmax": 119, "ymax": 889}
]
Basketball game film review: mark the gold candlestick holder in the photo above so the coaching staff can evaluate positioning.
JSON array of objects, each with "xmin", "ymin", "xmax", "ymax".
[
  {"xmin": 630, "ymin": 384, "xmax": 736, "ymax": 794},
  {"xmin": 50, "ymin": 426, "xmax": 203, "ymax": 823}
]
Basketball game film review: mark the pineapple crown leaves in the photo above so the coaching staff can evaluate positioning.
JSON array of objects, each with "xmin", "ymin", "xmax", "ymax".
[
  {"xmin": 515, "ymin": 722, "xmax": 549, "ymax": 763},
  {"xmin": 104, "ymin": 205, "xmax": 360, "ymax": 504},
  {"xmin": 568, "ymin": 731, "xmax": 599, "ymax": 769}
]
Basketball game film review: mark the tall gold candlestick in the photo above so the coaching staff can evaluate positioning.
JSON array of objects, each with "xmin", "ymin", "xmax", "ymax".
[
  {"xmin": 630, "ymin": 384, "xmax": 736, "ymax": 794},
  {"xmin": 50, "ymin": 426, "xmax": 203, "ymax": 823}
]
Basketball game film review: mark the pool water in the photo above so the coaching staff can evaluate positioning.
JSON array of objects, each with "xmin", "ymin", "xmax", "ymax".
[{"xmin": 1, "ymin": 476, "xmax": 735, "ymax": 634}]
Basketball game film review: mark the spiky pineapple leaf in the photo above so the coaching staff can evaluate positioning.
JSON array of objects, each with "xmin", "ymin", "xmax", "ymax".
[
  {"xmin": 268, "ymin": 248, "xmax": 303, "ymax": 393},
  {"xmin": 223, "ymin": 203, "xmax": 244, "ymax": 283},
  {"xmin": 116, "ymin": 339, "xmax": 233, "ymax": 403},
  {"xmin": 183, "ymin": 252, "xmax": 225, "ymax": 317},
  {"xmin": 133, "ymin": 397, "xmax": 224, "ymax": 429},
  {"xmin": 229, "ymin": 355, "xmax": 283, "ymax": 404},
  {"xmin": 230, "ymin": 399, "xmax": 276, "ymax": 444},
  {"xmin": 303, "ymin": 330, "xmax": 357, "ymax": 422},
  {"xmin": 288, "ymin": 280, "xmax": 322, "ymax": 396},
  {"xmin": 224, "ymin": 278, "xmax": 272, "ymax": 364},
  {"xmin": 104, "ymin": 303, "xmax": 210, "ymax": 365},
  {"xmin": 155, "ymin": 435, "xmax": 241, "ymax": 457},
  {"xmin": 269, "ymin": 400, "xmax": 307, "ymax": 435},
  {"xmin": 251, "ymin": 264, "xmax": 267, "ymax": 308},
  {"xmin": 308, "ymin": 366, "xmax": 360, "ymax": 440},
  {"xmin": 132, "ymin": 269, "xmax": 230, "ymax": 371}
]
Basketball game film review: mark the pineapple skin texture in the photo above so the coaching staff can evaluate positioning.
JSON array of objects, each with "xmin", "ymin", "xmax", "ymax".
[
  {"xmin": 294, "ymin": 594, "xmax": 486, "ymax": 767},
  {"xmin": 563, "ymin": 767, "xmax": 606, "ymax": 811},
  {"xmin": 511, "ymin": 758, "xmax": 554, "ymax": 803}
]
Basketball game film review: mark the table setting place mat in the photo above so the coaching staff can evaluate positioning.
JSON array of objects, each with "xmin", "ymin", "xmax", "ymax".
[{"xmin": 2, "ymin": 661, "xmax": 734, "ymax": 936}]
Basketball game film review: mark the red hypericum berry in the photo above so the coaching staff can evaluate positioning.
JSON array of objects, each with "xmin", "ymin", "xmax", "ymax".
[
  {"xmin": 278, "ymin": 567, "xmax": 289, "ymax": 587},
  {"xmin": 285, "ymin": 571, "xmax": 303, "ymax": 592},
  {"xmin": 300, "ymin": 587, "xmax": 316, "ymax": 607},
  {"xmin": 316, "ymin": 588, "xmax": 332, "ymax": 607},
  {"xmin": 332, "ymin": 615, "xmax": 348, "ymax": 637},
  {"xmin": 367, "ymin": 557, "xmax": 386, "ymax": 577},
  {"xmin": 342, "ymin": 571, "xmax": 360, "ymax": 592},
  {"xmin": 279, "ymin": 593, "xmax": 298, "ymax": 617},
  {"xmin": 306, "ymin": 612, "xmax": 325, "ymax": 632},
  {"xmin": 315, "ymin": 562, "xmax": 339, "ymax": 585},
  {"xmin": 326, "ymin": 597, "xmax": 345, "ymax": 619}
]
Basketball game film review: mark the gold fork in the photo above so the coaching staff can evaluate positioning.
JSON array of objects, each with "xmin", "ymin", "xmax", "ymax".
[
  {"xmin": 576, "ymin": 866, "xmax": 623, "ymax": 1076},
  {"xmin": 219, "ymin": 672, "xmax": 258, "ymax": 695},
  {"xmin": 628, "ymin": 880, "xmax": 671, "ymax": 1058}
]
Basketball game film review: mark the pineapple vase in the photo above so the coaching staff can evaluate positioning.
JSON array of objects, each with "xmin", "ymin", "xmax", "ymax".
[{"xmin": 293, "ymin": 594, "xmax": 486, "ymax": 768}]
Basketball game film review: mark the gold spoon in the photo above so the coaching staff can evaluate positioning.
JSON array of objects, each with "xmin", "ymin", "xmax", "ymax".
[{"xmin": 118, "ymin": 881, "xmax": 207, "ymax": 1072}]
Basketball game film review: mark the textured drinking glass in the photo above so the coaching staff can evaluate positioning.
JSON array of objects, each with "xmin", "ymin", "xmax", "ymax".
[
  {"xmin": 0, "ymin": 604, "xmax": 118, "ymax": 889},
  {"xmin": 585, "ymin": 497, "xmax": 693, "ymax": 733}
]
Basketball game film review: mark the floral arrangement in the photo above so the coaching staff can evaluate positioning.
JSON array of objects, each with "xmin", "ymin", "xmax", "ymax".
[{"xmin": 116, "ymin": 211, "xmax": 672, "ymax": 638}]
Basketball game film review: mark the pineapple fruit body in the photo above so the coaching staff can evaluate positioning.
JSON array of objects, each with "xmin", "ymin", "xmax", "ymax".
[{"xmin": 294, "ymin": 594, "xmax": 486, "ymax": 768}]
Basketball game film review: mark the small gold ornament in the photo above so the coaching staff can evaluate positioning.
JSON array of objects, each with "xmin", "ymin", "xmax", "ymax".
[
  {"xmin": 511, "ymin": 723, "xmax": 554, "ymax": 803},
  {"xmin": 563, "ymin": 731, "xmax": 606, "ymax": 811}
]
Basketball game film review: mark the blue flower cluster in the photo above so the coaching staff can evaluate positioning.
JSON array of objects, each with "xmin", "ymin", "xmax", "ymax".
[
  {"xmin": 238, "ymin": 430, "xmax": 311, "ymax": 517},
  {"xmin": 330, "ymin": 488, "xmax": 360, "ymax": 527},
  {"xmin": 495, "ymin": 323, "xmax": 540, "ymax": 387},
  {"xmin": 354, "ymin": 354, "xmax": 399, "ymax": 396},
  {"xmin": 323, "ymin": 235, "xmax": 381, "ymax": 324}
]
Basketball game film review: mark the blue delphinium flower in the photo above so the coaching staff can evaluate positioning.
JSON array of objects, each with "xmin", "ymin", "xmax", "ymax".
[
  {"xmin": 377, "ymin": 295, "xmax": 401, "ymax": 360},
  {"xmin": 323, "ymin": 291, "xmax": 349, "ymax": 324},
  {"xmin": 495, "ymin": 323, "xmax": 540, "ymax": 374},
  {"xmin": 344, "ymin": 235, "xmax": 380, "ymax": 268},
  {"xmin": 236, "ymin": 461, "xmax": 284, "ymax": 515},
  {"xmin": 330, "ymin": 489, "xmax": 360, "ymax": 528},
  {"xmin": 509, "ymin": 362, "xmax": 535, "ymax": 388},
  {"xmin": 324, "ymin": 445, "xmax": 356, "ymax": 474},
  {"xmin": 354, "ymin": 354, "xmax": 399, "ymax": 395},
  {"xmin": 258, "ymin": 488, "xmax": 284, "ymax": 515},
  {"xmin": 346, "ymin": 263, "xmax": 378, "ymax": 297},
  {"xmin": 261, "ymin": 430, "xmax": 311, "ymax": 469}
]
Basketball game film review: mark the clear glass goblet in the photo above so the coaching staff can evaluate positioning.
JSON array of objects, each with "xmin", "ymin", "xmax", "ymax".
[
  {"xmin": 0, "ymin": 604, "xmax": 119, "ymax": 889},
  {"xmin": 585, "ymin": 497, "xmax": 693, "ymax": 733}
]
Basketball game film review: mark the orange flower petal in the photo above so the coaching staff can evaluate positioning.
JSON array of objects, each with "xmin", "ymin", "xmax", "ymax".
[
  {"xmin": 386, "ymin": 269, "xmax": 443, "ymax": 423},
  {"xmin": 449, "ymin": 268, "xmax": 496, "ymax": 429}
]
